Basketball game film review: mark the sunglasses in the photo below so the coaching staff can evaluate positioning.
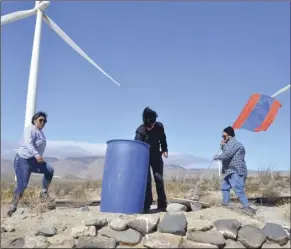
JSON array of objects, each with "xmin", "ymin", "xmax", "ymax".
[{"xmin": 38, "ymin": 118, "xmax": 47, "ymax": 124}]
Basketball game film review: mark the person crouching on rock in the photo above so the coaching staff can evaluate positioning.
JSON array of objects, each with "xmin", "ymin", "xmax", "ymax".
[
  {"xmin": 134, "ymin": 107, "xmax": 168, "ymax": 213},
  {"xmin": 7, "ymin": 111, "xmax": 54, "ymax": 217},
  {"xmin": 213, "ymin": 126, "xmax": 256, "ymax": 214}
]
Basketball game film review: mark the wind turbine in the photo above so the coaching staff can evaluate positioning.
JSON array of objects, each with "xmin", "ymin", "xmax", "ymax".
[{"xmin": 1, "ymin": 1, "xmax": 121, "ymax": 129}]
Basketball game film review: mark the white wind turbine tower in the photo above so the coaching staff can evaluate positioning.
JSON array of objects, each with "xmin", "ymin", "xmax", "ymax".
[{"xmin": 1, "ymin": 1, "xmax": 121, "ymax": 129}]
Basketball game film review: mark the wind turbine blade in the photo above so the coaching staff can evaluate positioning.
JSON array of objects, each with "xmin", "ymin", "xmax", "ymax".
[
  {"xmin": 1, "ymin": 9, "xmax": 36, "ymax": 25},
  {"xmin": 1, "ymin": 1, "xmax": 50, "ymax": 26},
  {"xmin": 42, "ymin": 14, "xmax": 120, "ymax": 86}
]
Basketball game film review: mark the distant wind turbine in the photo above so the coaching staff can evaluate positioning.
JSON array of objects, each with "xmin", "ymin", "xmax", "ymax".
[{"xmin": 1, "ymin": 1, "xmax": 121, "ymax": 128}]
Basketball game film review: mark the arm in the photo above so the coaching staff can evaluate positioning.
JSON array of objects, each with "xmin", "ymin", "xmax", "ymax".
[
  {"xmin": 23, "ymin": 127, "xmax": 40, "ymax": 158},
  {"xmin": 214, "ymin": 143, "xmax": 240, "ymax": 161},
  {"xmin": 160, "ymin": 124, "xmax": 168, "ymax": 153},
  {"xmin": 134, "ymin": 126, "xmax": 145, "ymax": 141}
]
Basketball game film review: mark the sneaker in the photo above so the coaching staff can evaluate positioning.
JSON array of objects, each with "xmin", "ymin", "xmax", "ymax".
[
  {"xmin": 39, "ymin": 192, "xmax": 54, "ymax": 202},
  {"xmin": 7, "ymin": 206, "xmax": 17, "ymax": 217},
  {"xmin": 241, "ymin": 206, "xmax": 257, "ymax": 215},
  {"xmin": 143, "ymin": 207, "xmax": 151, "ymax": 214}
]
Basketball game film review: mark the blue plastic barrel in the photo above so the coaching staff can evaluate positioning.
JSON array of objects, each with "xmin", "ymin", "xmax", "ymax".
[{"xmin": 100, "ymin": 139, "xmax": 150, "ymax": 214}]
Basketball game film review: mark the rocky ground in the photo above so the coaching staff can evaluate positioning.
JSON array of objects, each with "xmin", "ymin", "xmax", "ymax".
[{"xmin": 1, "ymin": 202, "xmax": 290, "ymax": 248}]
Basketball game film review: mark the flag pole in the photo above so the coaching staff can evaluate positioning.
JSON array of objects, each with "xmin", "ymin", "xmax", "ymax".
[{"xmin": 271, "ymin": 84, "xmax": 290, "ymax": 98}]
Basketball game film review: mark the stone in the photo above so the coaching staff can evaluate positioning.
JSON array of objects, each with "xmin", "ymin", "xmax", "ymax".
[
  {"xmin": 238, "ymin": 225, "xmax": 266, "ymax": 248},
  {"xmin": 37, "ymin": 223, "xmax": 57, "ymax": 237},
  {"xmin": 24, "ymin": 236, "xmax": 49, "ymax": 248},
  {"xmin": 109, "ymin": 218, "xmax": 128, "ymax": 231},
  {"xmin": 187, "ymin": 231, "xmax": 226, "ymax": 248},
  {"xmin": 190, "ymin": 202, "xmax": 202, "ymax": 211},
  {"xmin": 180, "ymin": 239, "xmax": 218, "ymax": 248},
  {"xmin": 128, "ymin": 214, "xmax": 159, "ymax": 235},
  {"xmin": 143, "ymin": 232, "xmax": 183, "ymax": 248},
  {"xmin": 98, "ymin": 226, "xmax": 141, "ymax": 245},
  {"xmin": 166, "ymin": 203, "xmax": 187, "ymax": 213},
  {"xmin": 261, "ymin": 223, "xmax": 289, "ymax": 246},
  {"xmin": 39, "ymin": 200, "xmax": 56, "ymax": 213},
  {"xmin": 80, "ymin": 206, "xmax": 90, "ymax": 212},
  {"xmin": 7, "ymin": 237, "xmax": 25, "ymax": 248},
  {"xmin": 1, "ymin": 223, "xmax": 15, "ymax": 232},
  {"xmin": 76, "ymin": 236, "xmax": 117, "ymax": 248},
  {"xmin": 282, "ymin": 241, "xmax": 291, "ymax": 248},
  {"xmin": 214, "ymin": 219, "xmax": 242, "ymax": 230},
  {"xmin": 261, "ymin": 241, "xmax": 281, "ymax": 248},
  {"xmin": 224, "ymin": 239, "xmax": 245, "ymax": 248},
  {"xmin": 71, "ymin": 226, "xmax": 97, "ymax": 239},
  {"xmin": 48, "ymin": 234, "xmax": 76, "ymax": 247},
  {"xmin": 15, "ymin": 208, "xmax": 25, "ymax": 215},
  {"xmin": 187, "ymin": 220, "xmax": 213, "ymax": 232},
  {"xmin": 214, "ymin": 219, "xmax": 241, "ymax": 240},
  {"xmin": 85, "ymin": 218, "xmax": 108, "ymax": 228},
  {"xmin": 158, "ymin": 213, "xmax": 187, "ymax": 236}
]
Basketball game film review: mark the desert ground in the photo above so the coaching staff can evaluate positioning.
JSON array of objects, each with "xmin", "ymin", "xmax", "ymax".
[{"xmin": 1, "ymin": 167, "xmax": 290, "ymax": 248}]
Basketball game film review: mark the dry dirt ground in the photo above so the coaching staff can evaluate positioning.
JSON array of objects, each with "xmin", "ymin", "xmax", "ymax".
[{"xmin": 1, "ymin": 170, "xmax": 290, "ymax": 247}]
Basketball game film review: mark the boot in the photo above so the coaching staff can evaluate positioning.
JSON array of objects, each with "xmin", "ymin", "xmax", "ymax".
[{"xmin": 39, "ymin": 191, "xmax": 54, "ymax": 203}]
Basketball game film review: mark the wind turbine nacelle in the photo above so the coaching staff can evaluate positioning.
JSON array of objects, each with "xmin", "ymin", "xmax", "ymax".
[{"xmin": 36, "ymin": 1, "xmax": 51, "ymax": 12}]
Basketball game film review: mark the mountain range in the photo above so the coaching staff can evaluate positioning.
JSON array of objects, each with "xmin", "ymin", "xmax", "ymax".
[
  {"xmin": 1, "ymin": 140, "xmax": 216, "ymax": 180},
  {"xmin": 2, "ymin": 140, "xmax": 287, "ymax": 181}
]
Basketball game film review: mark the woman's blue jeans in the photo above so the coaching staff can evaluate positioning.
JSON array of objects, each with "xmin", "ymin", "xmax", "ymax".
[
  {"xmin": 11, "ymin": 154, "xmax": 54, "ymax": 208},
  {"xmin": 220, "ymin": 172, "xmax": 249, "ymax": 207}
]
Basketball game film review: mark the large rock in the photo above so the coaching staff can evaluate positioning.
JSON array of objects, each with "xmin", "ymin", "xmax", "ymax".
[
  {"xmin": 190, "ymin": 202, "xmax": 202, "ymax": 211},
  {"xmin": 166, "ymin": 203, "xmax": 187, "ymax": 213},
  {"xmin": 128, "ymin": 215, "xmax": 159, "ymax": 235},
  {"xmin": 261, "ymin": 223, "xmax": 289, "ymax": 246},
  {"xmin": 158, "ymin": 213, "xmax": 187, "ymax": 236},
  {"xmin": 85, "ymin": 218, "xmax": 108, "ymax": 228},
  {"xmin": 187, "ymin": 231, "xmax": 226, "ymax": 248},
  {"xmin": 71, "ymin": 226, "xmax": 97, "ymax": 239},
  {"xmin": 24, "ymin": 236, "xmax": 49, "ymax": 248},
  {"xmin": 224, "ymin": 239, "xmax": 245, "ymax": 248},
  {"xmin": 261, "ymin": 241, "xmax": 281, "ymax": 248},
  {"xmin": 143, "ymin": 232, "xmax": 183, "ymax": 248},
  {"xmin": 214, "ymin": 219, "xmax": 241, "ymax": 240},
  {"xmin": 238, "ymin": 225, "xmax": 266, "ymax": 248},
  {"xmin": 98, "ymin": 226, "xmax": 141, "ymax": 245},
  {"xmin": 36, "ymin": 223, "xmax": 57, "ymax": 237},
  {"xmin": 180, "ymin": 239, "xmax": 218, "ymax": 248},
  {"xmin": 187, "ymin": 220, "xmax": 213, "ymax": 232},
  {"xmin": 76, "ymin": 236, "xmax": 117, "ymax": 248},
  {"xmin": 109, "ymin": 218, "xmax": 128, "ymax": 231},
  {"xmin": 4, "ymin": 237, "xmax": 25, "ymax": 248},
  {"xmin": 48, "ymin": 234, "xmax": 75, "ymax": 248}
]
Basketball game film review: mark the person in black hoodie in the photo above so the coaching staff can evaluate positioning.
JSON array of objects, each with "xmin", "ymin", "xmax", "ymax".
[{"xmin": 135, "ymin": 107, "xmax": 168, "ymax": 213}]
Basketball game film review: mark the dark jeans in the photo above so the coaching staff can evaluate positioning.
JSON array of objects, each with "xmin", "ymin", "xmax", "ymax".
[
  {"xmin": 144, "ymin": 154, "xmax": 167, "ymax": 210},
  {"xmin": 10, "ymin": 154, "xmax": 54, "ymax": 209}
]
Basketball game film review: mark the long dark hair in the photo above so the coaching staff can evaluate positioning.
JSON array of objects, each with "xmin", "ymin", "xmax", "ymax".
[{"xmin": 142, "ymin": 107, "xmax": 158, "ymax": 127}]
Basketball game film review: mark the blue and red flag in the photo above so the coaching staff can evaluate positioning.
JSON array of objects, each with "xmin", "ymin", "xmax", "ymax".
[{"xmin": 232, "ymin": 93, "xmax": 282, "ymax": 132}]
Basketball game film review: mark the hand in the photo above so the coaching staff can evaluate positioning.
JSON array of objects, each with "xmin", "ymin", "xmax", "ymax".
[
  {"xmin": 35, "ymin": 155, "xmax": 44, "ymax": 163},
  {"xmin": 162, "ymin": 152, "xmax": 168, "ymax": 158},
  {"xmin": 220, "ymin": 140, "xmax": 225, "ymax": 146},
  {"xmin": 213, "ymin": 155, "xmax": 219, "ymax": 161}
]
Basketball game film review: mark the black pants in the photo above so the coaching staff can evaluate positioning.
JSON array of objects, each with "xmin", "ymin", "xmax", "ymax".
[{"xmin": 144, "ymin": 154, "xmax": 167, "ymax": 210}]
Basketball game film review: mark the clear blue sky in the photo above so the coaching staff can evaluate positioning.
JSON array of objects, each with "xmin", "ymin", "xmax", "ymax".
[{"xmin": 1, "ymin": 1, "xmax": 290, "ymax": 170}]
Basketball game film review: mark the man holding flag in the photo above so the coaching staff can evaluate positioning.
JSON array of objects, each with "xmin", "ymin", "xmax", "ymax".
[{"xmin": 213, "ymin": 126, "xmax": 256, "ymax": 214}]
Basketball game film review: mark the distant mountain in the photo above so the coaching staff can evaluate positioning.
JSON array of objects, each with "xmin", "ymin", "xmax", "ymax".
[{"xmin": 1, "ymin": 140, "xmax": 211, "ymax": 169}]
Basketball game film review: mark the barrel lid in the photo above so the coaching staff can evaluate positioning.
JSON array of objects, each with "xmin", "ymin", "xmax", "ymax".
[{"xmin": 106, "ymin": 139, "xmax": 150, "ymax": 148}]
